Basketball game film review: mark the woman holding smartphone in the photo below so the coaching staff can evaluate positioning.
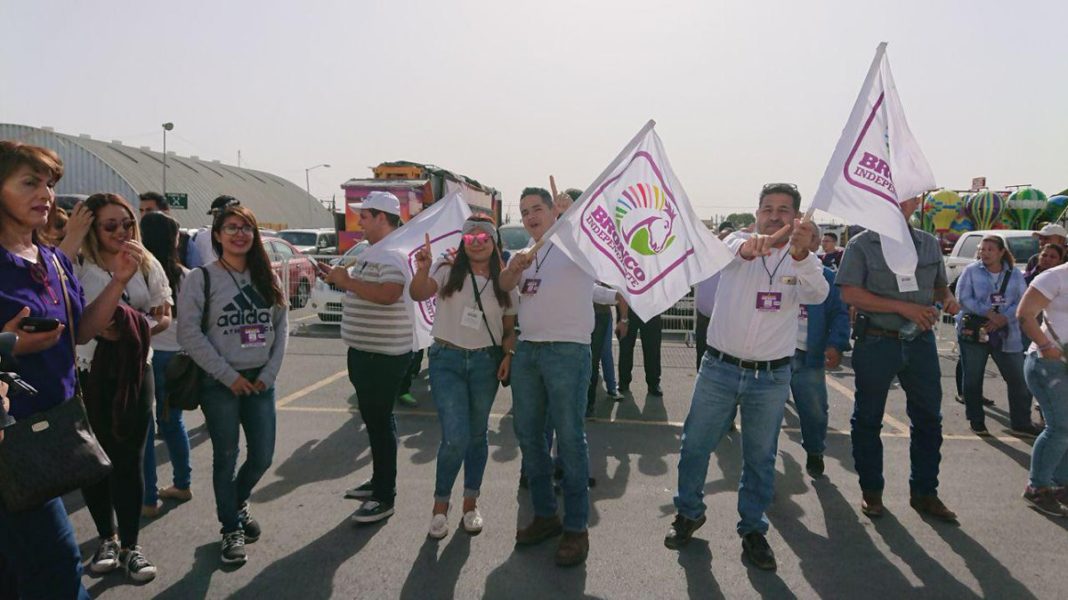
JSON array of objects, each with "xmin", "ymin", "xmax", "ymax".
[
  {"xmin": 410, "ymin": 214, "xmax": 517, "ymax": 539},
  {"xmin": 178, "ymin": 201, "xmax": 288, "ymax": 565}
]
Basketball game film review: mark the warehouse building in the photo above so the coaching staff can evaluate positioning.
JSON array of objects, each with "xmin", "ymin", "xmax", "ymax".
[{"xmin": 0, "ymin": 123, "xmax": 332, "ymax": 230}]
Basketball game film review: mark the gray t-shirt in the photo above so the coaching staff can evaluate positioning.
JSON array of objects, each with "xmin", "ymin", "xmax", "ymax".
[{"xmin": 835, "ymin": 228, "xmax": 947, "ymax": 331}]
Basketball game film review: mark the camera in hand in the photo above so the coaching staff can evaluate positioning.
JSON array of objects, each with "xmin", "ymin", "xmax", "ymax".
[{"xmin": 0, "ymin": 331, "xmax": 38, "ymax": 396}]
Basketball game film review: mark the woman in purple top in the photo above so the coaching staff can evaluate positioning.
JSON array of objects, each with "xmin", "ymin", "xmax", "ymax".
[{"xmin": 0, "ymin": 141, "xmax": 142, "ymax": 600}]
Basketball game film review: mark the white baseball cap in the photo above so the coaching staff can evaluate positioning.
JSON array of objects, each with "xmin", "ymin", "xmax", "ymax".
[
  {"xmin": 1034, "ymin": 224, "xmax": 1068, "ymax": 238},
  {"xmin": 361, "ymin": 191, "xmax": 401, "ymax": 216}
]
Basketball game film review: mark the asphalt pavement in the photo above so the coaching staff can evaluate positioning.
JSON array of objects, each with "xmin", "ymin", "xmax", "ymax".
[{"xmin": 71, "ymin": 309, "xmax": 1068, "ymax": 599}]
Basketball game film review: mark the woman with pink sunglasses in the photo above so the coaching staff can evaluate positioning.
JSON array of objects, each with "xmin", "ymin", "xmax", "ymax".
[{"xmin": 410, "ymin": 214, "xmax": 518, "ymax": 539}]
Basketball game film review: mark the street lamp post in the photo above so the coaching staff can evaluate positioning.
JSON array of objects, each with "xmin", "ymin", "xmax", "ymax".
[
  {"xmin": 162, "ymin": 122, "xmax": 174, "ymax": 196},
  {"xmin": 305, "ymin": 163, "xmax": 331, "ymax": 198}
]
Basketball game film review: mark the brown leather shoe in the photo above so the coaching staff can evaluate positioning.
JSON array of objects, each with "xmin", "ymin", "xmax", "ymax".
[
  {"xmin": 516, "ymin": 515, "xmax": 563, "ymax": 546},
  {"xmin": 861, "ymin": 490, "xmax": 884, "ymax": 518},
  {"xmin": 554, "ymin": 531, "xmax": 589, "ymax": 567},
  {"xmin": 910, "ymin": 495, "xmax": 958, "ymax": 523}
]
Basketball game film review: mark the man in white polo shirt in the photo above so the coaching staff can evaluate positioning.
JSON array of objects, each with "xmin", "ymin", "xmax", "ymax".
[
  {"xmin": 325, "ymin": 192, "xmax": 412, "ymax": 524},
  {"xmin": 499, "ymin": 187, "xmax": 619, "ymax": 567},
  {"xmin": 664, "ymin": 184, "xmax": 827, "ymax": 572}
]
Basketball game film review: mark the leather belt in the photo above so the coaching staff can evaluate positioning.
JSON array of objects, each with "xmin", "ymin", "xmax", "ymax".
[
  {"xmin": 866, "ymin": 327, "xmax": 901, "ymax": 339},
  {"xmin": 433, "ymin": 339, "xmax": 494, "ymax": 353},
  {"xmin": 707, "ymin": 346, "xmax": 791, "ymax": 371}
]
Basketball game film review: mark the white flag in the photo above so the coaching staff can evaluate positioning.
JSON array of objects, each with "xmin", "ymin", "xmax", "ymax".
[
  {"xmin": 546, "ymin": 121, "xmax": 734, "ymax": 321},
  {"xmin": 810, "ymin": 42, "xmax": 935, "ymax": 277},
  {"xmin": 359, "ymin": 193, "xmax": 471, "ymax": 350}
]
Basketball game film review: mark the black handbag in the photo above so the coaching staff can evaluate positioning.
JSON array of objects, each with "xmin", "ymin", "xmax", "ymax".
[
  {"xmin": 959, "ymin": 268, "xmax": 1012, "ymax": 346},
  {"xmin": 469, "ymin": 270, "xmax": 511, "ymax": 387},
  {"xmin": 164, "ymin": 266, "xmax": 210, "ymax": 411},
  {"xmin": 0, "ymin": 253, "xmax": 112, "ymax": 512}
]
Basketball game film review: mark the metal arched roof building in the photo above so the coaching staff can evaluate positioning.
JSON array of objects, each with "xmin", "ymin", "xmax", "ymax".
[{"xmin": 0, "ymin": 123, "xmax": 332, "ymax": 230}]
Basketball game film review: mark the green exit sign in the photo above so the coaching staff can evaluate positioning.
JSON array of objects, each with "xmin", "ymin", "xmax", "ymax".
[{"xmin": 165, "ymin": 192, "xmax": 188, "ymax": 210}]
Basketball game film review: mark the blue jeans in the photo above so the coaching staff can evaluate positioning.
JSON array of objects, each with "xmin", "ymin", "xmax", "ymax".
[
  {"xmin": 675, "ymin": 352, "xmax": 791, "ymax": 536},
  {"xmin": 790, "ymin": 350, "xmax": 829, "ymax": 455},
  {"xmin": 511, "ymin": 341, "xmax": 592, "ymax": 532},
  {"xmin": 428, "ymin": 343, "xmax": 500, "ymax": 502},
  {"xmin": 600, "ymin": 319, "xmax": 617, "ymax": 391},
  {"xmin": 0, "ymin": 497, "xmax": 90, "ymax": 600},
  {"xmin": 143, "ymin": 350, "xmax": 193, "ymax": 504},
  {"xmin": 959, "ymin": 340, "xmax": 1032, "ymax": 429},
  {"xmin": 200, "ymin": 379, "xmax": 276, "ymax": 532},
  {"xmin": 850, "ymin": 331, "xmax": 942, "ymax": 496},
  {"xmin": 1024, "ymin": 354, "xmax": 1068, "ymax": 488}
]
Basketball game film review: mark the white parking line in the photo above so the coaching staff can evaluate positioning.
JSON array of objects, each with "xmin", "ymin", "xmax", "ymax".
[
  {"xmin": 825, "ymin": 374, "xmax": 912, "ymax": 436},
  {"xmin": 276, "ymin": 369, "xmax": 348, "ymax": 407}
]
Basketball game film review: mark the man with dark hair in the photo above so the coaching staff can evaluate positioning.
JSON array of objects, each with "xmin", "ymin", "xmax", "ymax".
[
  {"xmin": 820, "ymin": 232, "xmax": 844, "ymax": 270},
  {"xmin": 188, "ymin": 195, "xmax": 241, "ymax": 268},
  {"xmin": 326, "ymin": 191, "xmax": 412, "ymax": 524},
  {"xmin": 666, "ymin": 183, "xmax": 826, "ymax": 572},
  {"xmin": 836, "ymin": 195, "xmax": 961, "ymax": 523},
  {"xmin": 138, "ymin": 191, "xmax": 169, "ymax": 215}
]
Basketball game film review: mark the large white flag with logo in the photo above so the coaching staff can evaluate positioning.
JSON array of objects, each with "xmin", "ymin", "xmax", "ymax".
[
  {"xmin": 359, "ymin": 193, "xmax": 471, "ymax": 350},
  {"xmin": 545, "ymin": 120, "xmax": 734, "ymax": 321},
  {"xmin": 810, "ymin": 42, "xmax": 936, "ymax": 277}
]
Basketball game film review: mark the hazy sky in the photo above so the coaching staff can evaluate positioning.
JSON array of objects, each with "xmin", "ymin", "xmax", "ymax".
[{"xmin": 3, "ymin": 0, "xmax": 1066, "ymax": 221}]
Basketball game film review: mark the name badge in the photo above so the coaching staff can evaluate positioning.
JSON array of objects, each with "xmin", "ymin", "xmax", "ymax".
[
  {"xmin": 990, "ymin": 293, "xmax": 1006, "ymax": 307},
  {"xmin": 799, "ymin": 305, "xmax": 809, "ymax": 320},
  {"xmin": 780, "ymin": 275, "xmax": 797, "ymax": 285},
  {"xmin": 896, "ymin": 274, "xmax": 919, "ymax": 293},
  {"xmin": 461, "ymin": 306, "xmax": 484, "ymax": 330},
  {"xmin": 756, "ymin": 291, "xmax": 782, "ymax": 312},
  {"xmin": 521, "ymin": 278, "xmax": 542, "ymax": 295},
  {"xmin": 240, "ymin": 324, "xmax": 268, "ymax": 348}
]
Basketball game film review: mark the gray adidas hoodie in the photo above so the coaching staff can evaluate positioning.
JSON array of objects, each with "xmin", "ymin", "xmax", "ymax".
[{"xmin": 177, "ymin": 262, "xmax": 288, "ymax": 388}]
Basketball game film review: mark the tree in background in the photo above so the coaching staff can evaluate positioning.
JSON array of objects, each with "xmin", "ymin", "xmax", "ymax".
[{"xmin": 724, "ymin": 212, "xmax": 756, "ymax": 227}]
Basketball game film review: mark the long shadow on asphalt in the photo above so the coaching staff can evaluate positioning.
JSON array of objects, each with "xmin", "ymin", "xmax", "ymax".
[
  {"xmin": 483, "ymin": 547, "xmax": 593, "ymax": 600},
  {"xmin": 398, "ymin": 533, "xmax": 471, "ymax": 600},
  {"xmin": 227, "ymin": 517, "xmax": 385, "ymax": 599},
  {"xmin": 252, "ymin": 417, "xmax": 371, "ymax": 503},
  {"xmin": 676, "ymin": 539, "xmax": 726, "ymax": 600},
  {"xmin": 152, "ymin": 542, "xmax": 244, "ymax": 600}
]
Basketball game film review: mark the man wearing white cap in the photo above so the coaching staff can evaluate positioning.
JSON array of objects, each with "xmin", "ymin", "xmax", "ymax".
[
  {"xmin": 1026, "ymin": 224, "xmax": 1068, "ymax": 273},
  {"xmin": 325, "ymin": 191, "xmax": 412, "ymax": 524}
]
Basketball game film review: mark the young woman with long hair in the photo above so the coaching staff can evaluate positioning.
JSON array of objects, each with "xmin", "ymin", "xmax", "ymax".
[
  {"xmin": 410, "ymin": 214, "xmax": 517, "ymax": 539},
  {"xmin": 139, "ymin": 211, "xmax": 194, "ymax": 516},
  {"xmin": 63, "ymin": 192, "xmax": 172, "ymax": 582},
  {"xmin": 177, "ymin": 203, "xmax": 288, "ymax": 564},
  {"xmin": 0, "ymin": 141, "xmax": 140, "ymax": 598}
]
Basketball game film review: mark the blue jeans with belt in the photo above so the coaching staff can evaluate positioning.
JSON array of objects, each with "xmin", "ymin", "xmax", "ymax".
[
  {"xmin": 790, "ymin": 350, "xmax": 829, "ymax": 455},
  {"xmin": 850, "ymin": 331, "xmax": 943, "ymax": 496},
  {"xmin": 427, "ymin": 343, "xmax": 501, "ymax": 502},
  {"xmin": 143, "ymin": 350, "xmax": 193, "ymax": 504},
  {"xmin": 675, "ymin": 352, "xmax": 791, "ymax": 536},
  {"xmin": 1024, "ymin": 354, "xmax": 1068, "ymax": 488},
  {"xmin": 511, "ymin": 341, "xmax": 592, "ymax": 532},
  {"xmin": 200, "ymin": 379, "xmax": 277, "ymax": 532}
]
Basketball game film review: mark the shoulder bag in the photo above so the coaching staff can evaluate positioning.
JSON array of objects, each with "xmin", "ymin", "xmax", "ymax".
[
  {"xmin": 0, "ymin": 252, "xmax": 112, "ymax": 512},
  {"xmin": 469, "ymin": 270, "xmax": 510, "ymax": 387},
  {"xmin": 164, "ymin": 266, "xmax": 211, "ymax": 410}
]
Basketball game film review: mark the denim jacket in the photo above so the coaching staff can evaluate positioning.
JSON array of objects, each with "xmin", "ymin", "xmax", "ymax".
[
  {"xmin": 802, "ymin": 267, "xmax": 851, "ymax": 368},
  {"xmin": 954, "ymin": 261, "xmax": 1026, "ymax": 353}
]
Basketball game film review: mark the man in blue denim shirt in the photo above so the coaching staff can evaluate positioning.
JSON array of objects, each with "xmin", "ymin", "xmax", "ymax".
[
  {"xmin": 836, "ymin": 196, "xmax": 961, "ymax": 523},
  {"xmin": 791, "ymin": 230, "xmax": 851, "ymax": 478}
]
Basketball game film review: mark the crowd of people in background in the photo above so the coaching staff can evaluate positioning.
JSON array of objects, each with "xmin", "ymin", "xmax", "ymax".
[{"xmin": 2, "ymin": 139, "xmax": 1068, "ymax": 596}]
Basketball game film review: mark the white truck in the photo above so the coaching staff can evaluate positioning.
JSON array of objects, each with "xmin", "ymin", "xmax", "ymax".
[{"xmin": 944, "ymin": 229, "xmax": 1039, "ymax": 287}]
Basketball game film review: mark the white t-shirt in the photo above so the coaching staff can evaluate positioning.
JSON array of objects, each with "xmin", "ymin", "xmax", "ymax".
[
  {"xmin": 74, "ymin": 254, "xmax": 172, "ymax": 369},
  {"xmin": 151, "ymin": 266, "xmax": 189, "ymax": 352},
  {"xmin": 513, "ymin": 243, "xmax": 616, "ymax": 344},
  {"xmin": 1028, "ymin": 263, "xmax": 1068, "ymax": 353},
  {"xmin": 430, "ymin": 262, "xmax": 519, "ymax": 349}
]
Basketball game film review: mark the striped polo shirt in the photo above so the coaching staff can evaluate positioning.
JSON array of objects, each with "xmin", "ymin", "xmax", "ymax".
[{"xmin": 340, "ymin": 258, "xmax": 413, "ymax": 355}]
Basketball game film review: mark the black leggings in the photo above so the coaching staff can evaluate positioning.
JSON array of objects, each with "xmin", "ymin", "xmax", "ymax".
[{"xmin": 81, "ymin": 366, "xmax": 153, "ymax": 548}]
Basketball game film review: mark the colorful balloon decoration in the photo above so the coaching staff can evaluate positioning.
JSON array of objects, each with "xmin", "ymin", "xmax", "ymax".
[
  {"xmin": 1004, "ymin": 187, "xmax": 1048, "ymax": 230},
  {"xmin": 922, "ymin": 189, "xmax": 962, "ymax": 233},
  {"xmin": 1041, "ymin": 195, "xmax": 1068, "ymax": 225},
  {"xmin": 967, "ymin": 191, "xmax": 1006, "ymax": 231}
]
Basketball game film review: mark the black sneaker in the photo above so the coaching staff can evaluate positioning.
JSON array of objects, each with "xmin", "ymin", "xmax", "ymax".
[
  {"xmin": 1011, "ymin": 423, "xmax": 1044, "ymax": 438},
  {"xmin": 220, "ymin": 530, "xmax": 247, "ymax": 565},
  {"xmin": 121, "ymin": 546, "xmax": 157, "ymax": 582},
  {"xmin": 664, "ymin": 514, "xmax": 706, "ymax": 549},
  {"xmin": 351, "ymin": 499, "xmax": 395, "ymax": 524},
  {"xmin": 970, "ymin": 421, "xmax": 989, "ymax": 436},
  {"xmin": 239, "ymin": 502, "xmax": 261, "ymax": 543},
  {"xmin": 344, "ymin": 480, "xmax": 375, "ymax": 499},
  {"xmin": 741, "ymin": 532, "xmax": 777, "ymax": 570},
  {"xmin": 806, "ymin": 454, "xmax": 825, "ymax": 478},
  {"xmin": 90, "ymin": 537, "xmax": 121, "ymax": 574}
]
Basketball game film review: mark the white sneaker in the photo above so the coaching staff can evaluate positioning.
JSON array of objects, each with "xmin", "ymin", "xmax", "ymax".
[
  {"xmin": 121, "ymin": 546, "xmax": 157, "ymax": 582},
  {"xmin": 90, "ymin": 537, "xmax": 120, "ymax": 574},
  {"xmin": 462, "ymin": 508, "xmax": 483, "ymax": 535},
  {"xmin": 428, "ymin": 513, "xmax": 449, "ymax": 539}
]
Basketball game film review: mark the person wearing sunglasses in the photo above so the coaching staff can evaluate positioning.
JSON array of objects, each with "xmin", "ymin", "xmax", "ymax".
[
  {"xmin": 63, "ymin": 192, "xmax": 172, "ymax": 582},
  {"xmin": 0, "ymin": 141, "xmax": 142, "ymax": 599},
  {"xmin": 409, "ymin": 215, "xmax": 518, "ymax": 539}
]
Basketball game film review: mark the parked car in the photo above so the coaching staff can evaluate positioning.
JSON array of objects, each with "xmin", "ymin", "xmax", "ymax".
[
  {"xmin": 262, "ymin": 236, "xmax": 319, "ymax": 309},
  {"xmin": 944, "ymin": 229, "xmax": 1038, "ymax": 287},
  {"xmin": 309, "ymin": 241, "xmax": 369, "ymax": 323},
  {"xmin": 499, "ymin": 223, "xmax": 531, "ymax": 257},
  {"xmin": 278, "ymin": 228, "xmax": 337, "ymax": 256}
]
